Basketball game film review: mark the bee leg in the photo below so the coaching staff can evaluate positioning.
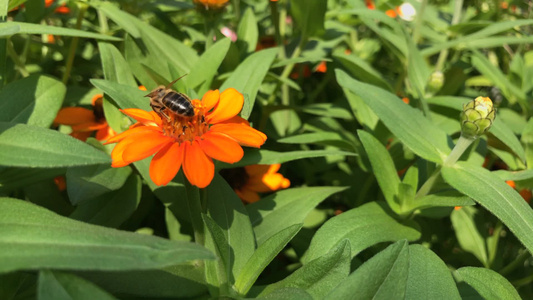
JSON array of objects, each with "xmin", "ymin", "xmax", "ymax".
[{"xmin": 151, "ymin": 104, "xmax": 171, "ymax": 121}]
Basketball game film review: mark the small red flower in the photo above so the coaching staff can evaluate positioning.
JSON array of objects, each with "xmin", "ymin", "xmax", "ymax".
[{"xmin": 107, "ymin": 89, "xmax": 267, "ymax": 188}]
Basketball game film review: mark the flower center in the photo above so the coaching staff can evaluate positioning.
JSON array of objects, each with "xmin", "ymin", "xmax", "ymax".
[{"xmin": 160, "ymin": 100, "xmax": 208, "ymax": 144}]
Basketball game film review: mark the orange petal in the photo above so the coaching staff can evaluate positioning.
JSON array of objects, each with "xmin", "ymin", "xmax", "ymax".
[
  {"xmin": 236, "ymin": 188, "xmax": 260, "ymax": 203},
  {"xmin": 198, "ymin": 132, "xmax": 244, "ymax": 164},
  {"xmin": 244, "ymin": 164, "xmax": 271, "ymax": 177},
  {"xmin": 122, "ymin": 134, "xmax": 174, "ymax": 163},
  {"xmin": 267, "ymin": 164, "xmax": 281, "ymax": 174},
  {"xmin": 201, "ymin": 89, "xmax": 220, "ymax": 112},
  {"xmin": 183, "ymin": 141, "xmax": 214, "ymax": 188},
  {"xmin": 207, "ymin": 88, "xmax": 244, "ymax": 124},
  {"xmin": 95, "ymin": 126, "xmax": 116, "ymax": 141},
  {"xmin": 91, "ymin": 94, "xmax": 103, "ymax": 106},
  {"xmin": 70, "ymin": 121, "xmax": 108, "ymax": 132},
  {"xmin": 150, "ymin": 142, "xmax": 185, "ymax": 186},
  {"xmin": 209, "ymin": 124, "xmax": 267, "ymax": 148},
  {"xmin": 111, "ymin": 139, "xmax": 135, "ymax": 167},
  {"xmin": 105, "ymin": 126, "xmax": 160, "ymax": 144},
  {"xmin": 121, "ymin": 108, "xmax": 162, "ymax": 126},
  {"xmin": 54, "ymin": 107, "xmax": 95, "ymax": 125},
  {"xmin": 70, "ymin": 131, "xmax": 92, "ymax": 142},
  {"xmin": 218, "ymin": 115, "xmax": 250, "ymax": 126}
]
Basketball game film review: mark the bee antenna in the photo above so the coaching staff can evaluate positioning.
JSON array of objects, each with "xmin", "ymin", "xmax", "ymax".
[{"xmin": 166, "ymin": 74, "xmax": 188, "ymax": 89}]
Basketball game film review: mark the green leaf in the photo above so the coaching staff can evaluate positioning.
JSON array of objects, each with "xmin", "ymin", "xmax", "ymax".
[
  {"xmin": 490, "ymin": 120, "xmax": 526, "ymax": 163},
  {"xmin": 406, "ymin": 245, "xmax": 461, "ymax": 299},
  {"xmin": 0, "ymin": 123, "xmax": 111, "ymax": 168},
  {"xmin": 454, "ymin": 267, "xmax": 521, "ymax": 300},
  {"xmin": 256, "ymin": 288, "xmax": 313, "ymax": 300},
  {"xmin": 0, "ymin": 167, "xmax": 65, "ymax": 192},
  {"xmin": 38, "ymin": 271, "xmax": 117, "ymax": 300},
  {"xmin": 66, "ymin": 164, "xmax": 131, "ymax": 205},
  {"xmin": 90, "ymin": 79, "xmax": 151, "ymax": 111},
  {"xmin": 0, "ymin": 75, "xmax": 65, "ymax": 127},
  {"xmin": 405, "ymin": 32, "xmax": 431, "ymax": 98},
  {"xmin": 98, "ymin": 43, "xmax": 137, "ymax": 87},
  {"xmin": 235, "ymin": 224, "xmax": 303, "ymax": 295},
  {"xmin": 336, "ymin": 70, "xmax": 450, "ymax": 163},
  {"xmin": 237, "ymin": 8, "xmax": 258, "ymax": 55},
  {"xmin": 247, "ymin": 187, "xmax": 346, "ymax": 246},
  {"xmin": 358, "ymin": 130, "xmax": 402, "ymax": 213},
  {"xmin": 259, "ymin": 240, "xmax": 351, "ymax": 299},
  {"xmin": 0, "ymin": 22, "xmax": 121, "ymax": 40},
  {"xmin": 303, "ymin": 202, "xmax": 420, "ymax": 263},
  {"xmin": 277, "ymin": 132, "xmax": 356, "ymax": 151},
  {"xmin": 408, "ymin": 190, "xmax": 475, "ymax": 211},
  {"xmin": 290, "ymin": 0, "xmax": 327, "ymax": 39},
  {"xmin": 493, "ymin": 169, "xmax": 533, "ymax": 181},
  {"xmin": 0, "ymin": 197, "xmax": 214, "ymax": 274},
  {"xmin": 206, "ymin": 175, "xmax": 255, "ymax": 283},
  {"xmin": 325, "ymin": 240, "xmax": 409, "ymax": 300},
  {"xmin": 442, "ymin": 162, "xmax": 533, "ymax": 254},
  {"xmin": 451, "ymin": 206, "xmax": 488, "ymax": 266},
  {"xmin": 69, "ymin": 174, "xmax": 140, "ymax": 228},
  {"xmin": 220, "ymin": 48, "xmax": 277, "ymax": 119},
  {"xmin": 471, "ymin": 51, "xmax": 526, "ymax": 103},
  {"xmin": 220, "ymin": 149, "xmax": 356, "ymax": 168},
  {"xmin": 188, "ymin": 38, "xmax": 231, "ymax": 92},
  {"xmin": 76, "ymin": 267, "xmax": 207, "ymax": 299},
  {"xmin": 333, "ymin": 52, "xmax": 393, "ymax": 92}
]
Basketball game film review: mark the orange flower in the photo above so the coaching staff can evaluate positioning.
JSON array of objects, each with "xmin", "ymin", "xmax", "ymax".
[
  {"xmin": 45, "ymin": 0, "xmax": 70, "ymax": 14},
  {"xmin": 365, "ymin": 0, "xmax": 376, "ymax": 10},
  {"xmin": 315, "ymin": 61, "xmax": 327, "ymax": 73},
  {"xmin": 54, "ymin": 94, "xmax": 116, "ymax": 142},
  {"xmin": 235, "ymin": 164, "xmax": 290, "ymax": 203},
  {"xmin": 193, "ymin": 0, "xmax": 229, "ymax": 9},
  {"xmin": 106, "ymin": 89, "xmax": 267, "ymax": 188}
]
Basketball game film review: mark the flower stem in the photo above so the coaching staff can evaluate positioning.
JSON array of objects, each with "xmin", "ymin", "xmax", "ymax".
[
  {"xmin": 62, "ymin": 3, "xmax": 88, "ymax": 84},
  {"xmin": 184, "ymin": 174, "xmax": 205, "ymax": 246},
  {"xmin": 6, "ymin": 39, "xmax": 29, "ymax": 78},
  {"xmin": 416, "ymin": 134, "xmax": 474, "ymax": 198},
  {"xmin": 435, "ymin": 0, "xmax": 463, "ymax": 72},
  {"xmin": 412, "ymin": 0, "xmax": 427, "ymax": 44}
]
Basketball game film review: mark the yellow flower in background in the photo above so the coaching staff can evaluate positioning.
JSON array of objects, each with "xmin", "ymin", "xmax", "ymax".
[
  {"xmin": 193, "ymin": 0, "xmax": 229, "ymax": 9},
  {"xmin": 222, "ymin": 164, "xmax": 290, "ymax": 203}
]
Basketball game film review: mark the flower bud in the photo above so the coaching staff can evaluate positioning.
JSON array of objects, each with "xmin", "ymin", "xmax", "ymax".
[
  {"xmin": 427, "ymin": 71, "xmax": 444, "ymax": 94},
  {"xmin": 460, "ymin": 96, "xmax": 496, "ymax": 139}
]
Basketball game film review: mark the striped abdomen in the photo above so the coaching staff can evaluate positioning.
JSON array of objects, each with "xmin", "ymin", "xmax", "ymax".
[{"xmin": 162, "ymin": 91, "xmax": 194, "ymax": 117}]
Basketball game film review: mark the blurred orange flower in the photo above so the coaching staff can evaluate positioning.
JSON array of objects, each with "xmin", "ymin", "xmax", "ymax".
[
  {"xmin": 54, "ymin": 94, "xmax": 116, "ymax": 142},
  {"xmin": 235, "ymin": 164, "xmax": 290, "ymax": 203},
  {"xmin": 45, "ymin": 0, "xmax": 70, "ymax": 14},
  {"xmin": 106, "ymin": 89, "xmax": 267, "ymax": 188},
  {"xmin": 193, "ymin": 0, "xmax": 229, "ymax": 9}
]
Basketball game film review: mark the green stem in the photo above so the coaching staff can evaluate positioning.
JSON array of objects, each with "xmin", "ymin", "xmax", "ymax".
[
  {"xmin": 270, "ymin": 0, "xmax": 286, "ymax": 59},
  {"xmin": 499, "ymin": 250, "xmax": 531, "ymax": 276},
  {"xmin": 412, "ymin": 0, "xmax": 427, "ymax": 44},
  {"xmin": 62, "ymin": 3, "xmax": 88, "ymax": 84},
  {"xmin": 435, "ymin": 0, "xmax": 464, "ymax": 72},
  {"xmin": 416, "ymin": 135, "xmax": 474, "ymax": 198},
  {"xmin": 184, "ymin": 175, "xmax": 205, "ymax": 246},
  {"xmin": 7, "ymin": 39, "xmax": 29, "ymax": 77}
]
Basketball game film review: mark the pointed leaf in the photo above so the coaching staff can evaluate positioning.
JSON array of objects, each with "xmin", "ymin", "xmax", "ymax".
[
  {"xmin": 454, "ymin": 267, "xmax": 521, "ymax": 300},
  {"xmin": 220, "ymin": 48, "xmax": 277, "ymax": 119},
  {"xmin": 188, "ymin": 38, "xmax": 231, "ymax": 90},
  {"xmin": 0, "ymin": 75, "xmax": 65, "ymax": 127},
  {"xmin": 235, "ymin": 224, "xmax": 303, "ymax": 295},
  {"xmin": 442, "ymin": 162, "xmax": 533, "ymax": 254},
  {"xmin": 325, "ymin": 240, "xmax": 409, "ymax": 299},
  {"xmin": 90, "ymin": 79, "xmax": 151, "ymax": 111},
  {"xmin": 303, "ymin": 202, "xmax": 420, "ymax": 263},
  {"xmin": 206, "ymin": 174, "xmax": 255, "ymax": 283},
  {"xmin": 259, "ymin": 240, "xmax": 351, "ymax": 299},
  {"xmin": 0, "ymin": 123, "xmax": 110, "ymax": 168},
  {"xmin": 337, "ymin": 70, "xmax": 451, "ymax": 163},
  {"xmin": 0, "ymin": 22, "xmax": 120, "ymax": 40},
  {"xmin": 220, "ymin": 149, "xmax": 356, "ymax": 168},
  {"xmin": 0, "ymin": 197, "xmax": 214, "ymax": 274},
  {"xmin": 247, "ymin": 187, "xmax": 346, "ymax": 246},
  {"xmin": 38, "ymin": 271, "xmax": 116, "ymax": 300}
]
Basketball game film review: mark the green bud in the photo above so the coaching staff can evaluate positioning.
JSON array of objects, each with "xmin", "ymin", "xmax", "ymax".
[
  {"xmin": 427, "ymin": 71, "xmax": 444, "ymax": 94},
  {"xmin": 460, "ymin": 96, "xmax": 496, "ymax": 139}
]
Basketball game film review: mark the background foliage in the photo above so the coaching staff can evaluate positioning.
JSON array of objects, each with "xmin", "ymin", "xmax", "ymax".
[{"xmin": 1, "ymin": 0, "xmax": 533, "ymax": 299}]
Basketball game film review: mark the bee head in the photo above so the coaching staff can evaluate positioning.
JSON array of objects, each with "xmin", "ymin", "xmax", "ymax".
[{"xmin": 145, "ymin": 86, "xmax": 166, "ymax": 98}]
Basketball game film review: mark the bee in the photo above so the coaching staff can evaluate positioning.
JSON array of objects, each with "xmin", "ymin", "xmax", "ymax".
[{"xmin": 145, "ymin": 75, "xmax": 194, "ymax": 121}]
